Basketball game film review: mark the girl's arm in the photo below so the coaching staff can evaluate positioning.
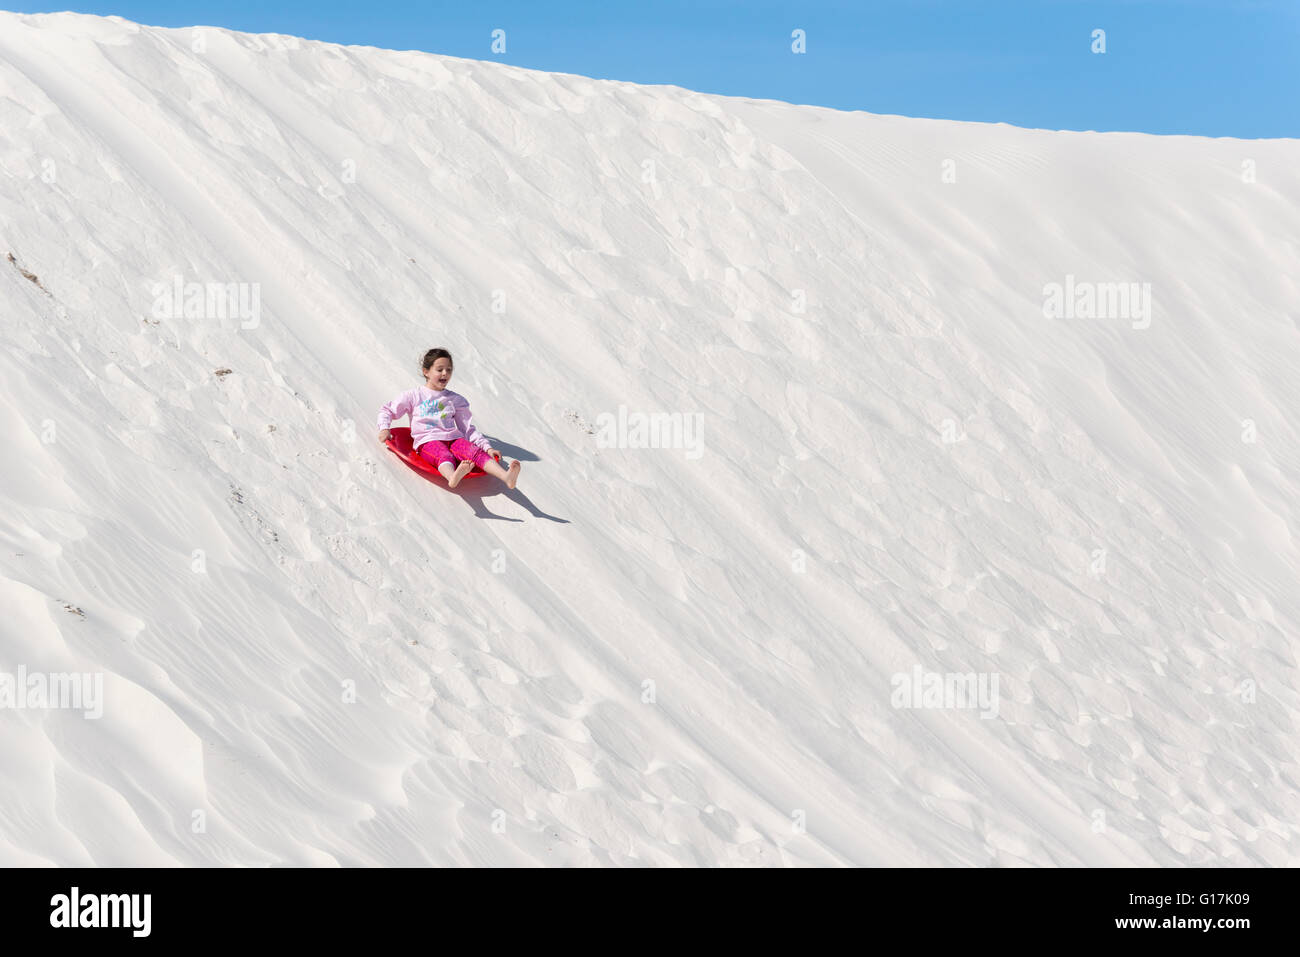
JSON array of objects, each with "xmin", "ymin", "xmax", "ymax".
[
  {"xmin": 453, "ymin": 397, "xmax": 494, "ymax": 452},
  {"xmin": 377, "ymin": 389, "xmax": 416, "ymax": 437}
]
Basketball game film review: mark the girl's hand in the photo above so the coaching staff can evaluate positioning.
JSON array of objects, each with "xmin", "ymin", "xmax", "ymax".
[
  {"xmin": 488, "ymin": 449, "xmax": 502, "ymax": 462},
  {"xmin": 378, "ymin": 429, "xmax": 391, "ymax": 443}
]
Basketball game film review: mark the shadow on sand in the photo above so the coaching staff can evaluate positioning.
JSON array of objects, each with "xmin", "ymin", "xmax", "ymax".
[
  {"xmin": 483, "ymin": 438, "xmax": 540, "ymax": 462},
  {"xmin": 400, "ymin": 440, "xmax": 568, "ymax": 523}
]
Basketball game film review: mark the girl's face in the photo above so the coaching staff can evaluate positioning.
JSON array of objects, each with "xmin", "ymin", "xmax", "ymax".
[{"xmin": 424, "ymin": 358, "xmax": 452, "ymax": 390}]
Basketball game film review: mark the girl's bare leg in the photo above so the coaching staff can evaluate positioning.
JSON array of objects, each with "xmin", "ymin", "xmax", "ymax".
[
  {"xmin": 446, "ymin": 459, "xmax": 476, "ymax": 488},
  {"xmin": 481, "ymin": 457, "xmax": 521, "ymax": 490}
]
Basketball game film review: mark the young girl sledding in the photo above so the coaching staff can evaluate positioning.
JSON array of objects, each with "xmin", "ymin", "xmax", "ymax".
[{"xmin": 377, "ymin": 348, "xmax": 521, "ymax": 489}]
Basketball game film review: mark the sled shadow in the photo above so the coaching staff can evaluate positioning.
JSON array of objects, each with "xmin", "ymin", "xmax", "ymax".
[
  {"xmin": 448, "ymin": 481, "xmax": 570, "ymax": 523},
  {"xmin": 458, "ymin": 440, "xmax": 567, "ymax": 522},
  {"xmin": 396, "ymin": 441, "xmax": 568, "ymax": 523}
]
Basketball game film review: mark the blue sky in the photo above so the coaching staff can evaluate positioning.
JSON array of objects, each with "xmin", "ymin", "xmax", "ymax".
[{"xmin": 13, "ymin": 1, "xmax": 1299, "ymax": 137}]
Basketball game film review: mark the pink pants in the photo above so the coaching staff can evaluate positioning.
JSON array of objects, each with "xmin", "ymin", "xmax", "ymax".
[{"xmin": 416, "ymin": 437, "xmax": 492, "ymax": 470}]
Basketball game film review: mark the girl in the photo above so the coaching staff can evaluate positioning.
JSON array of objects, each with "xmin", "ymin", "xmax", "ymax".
[{"xmin": 377, "ymin": 348, "xmax": 521, "ymax": 489}]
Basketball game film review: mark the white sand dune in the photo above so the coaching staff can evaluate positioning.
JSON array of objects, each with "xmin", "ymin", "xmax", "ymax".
[{"xmin": 0, "ymin": 11, "xmax": 1296, "ymax": 866}]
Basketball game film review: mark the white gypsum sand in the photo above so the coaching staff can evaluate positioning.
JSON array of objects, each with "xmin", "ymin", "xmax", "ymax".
[{"xmin": 0, "ymin": 11, "xmax": 1296, "ymax": 866}]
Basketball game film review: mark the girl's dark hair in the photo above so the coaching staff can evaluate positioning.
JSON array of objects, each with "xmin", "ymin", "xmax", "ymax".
[{"xmin": 421, "ymin": 348, "xmax": 453, "ymax": 371}]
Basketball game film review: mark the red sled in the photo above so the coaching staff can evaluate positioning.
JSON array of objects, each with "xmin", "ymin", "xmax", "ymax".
[{"xmin": 384, "ymin": 427, "xmax": 486, "ymax": 481}]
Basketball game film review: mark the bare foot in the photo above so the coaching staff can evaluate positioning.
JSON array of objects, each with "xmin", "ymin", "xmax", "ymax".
[
  {"xmin": 447, "ymin": 460, "xmax": 475, "ymax": 488},
  {"xmin": 505, "ymin": 460, "xmax": 521, "ymax": 490}
]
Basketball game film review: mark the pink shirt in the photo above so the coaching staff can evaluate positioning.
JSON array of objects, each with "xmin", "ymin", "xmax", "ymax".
[{"xmin": 377, "ymin": 387, "xmax": 493, "ymax": 452}]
